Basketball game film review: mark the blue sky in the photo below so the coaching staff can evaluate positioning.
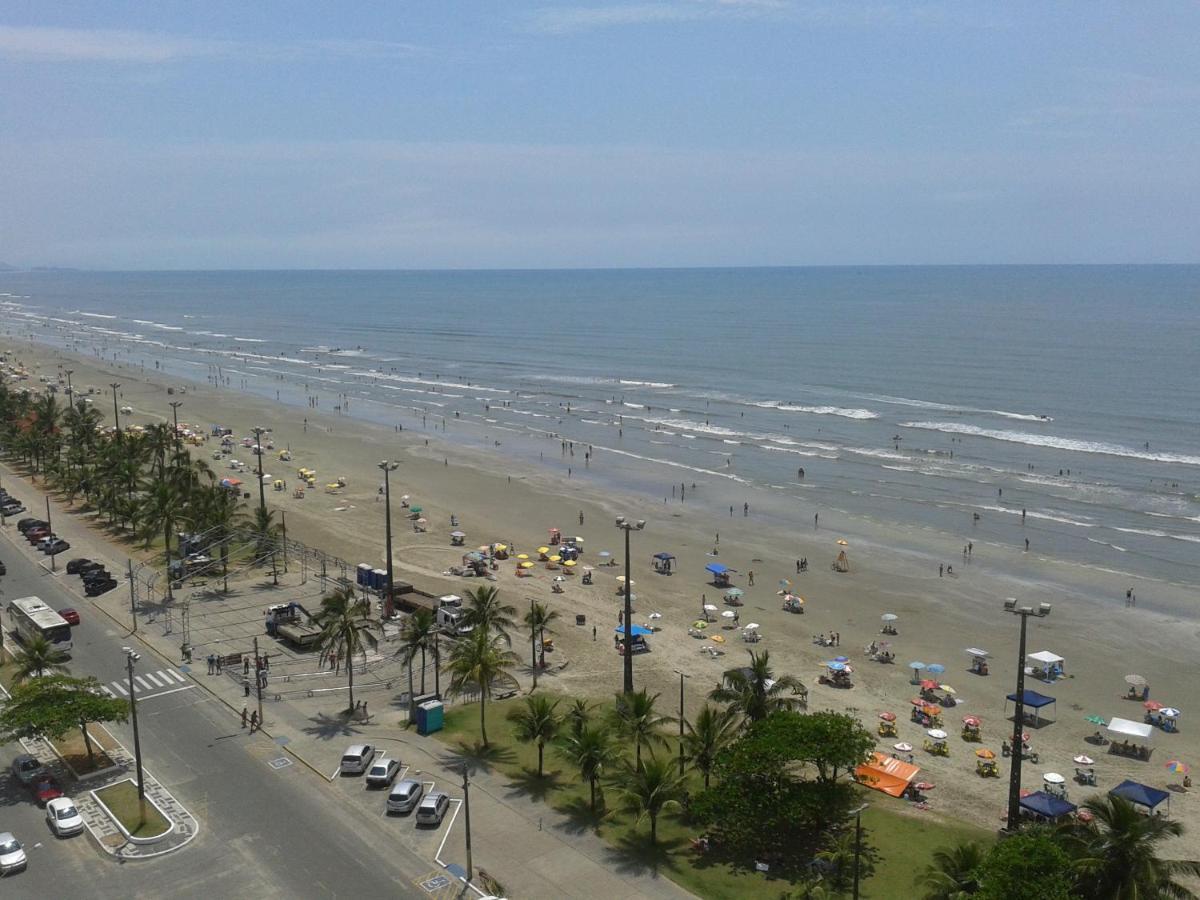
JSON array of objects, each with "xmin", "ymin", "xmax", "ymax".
[{"xmin": 1, "ymin": 2, "xmax": 1198, "ymax": 268}]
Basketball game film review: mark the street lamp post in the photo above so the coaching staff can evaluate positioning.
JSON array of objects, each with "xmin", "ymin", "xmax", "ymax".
[
  {"xmin": 614, "ymin": 516, "xmax": 645, "ymax": 694},
  {"xmin": 252, "ymin": 427, "xmax": 268, "ymax": 516},
  {"xmin": 64, "ymin": 369, "xmax": 73, "ymax": 399},
  {"xmin": 378, "ymin": 461, "xmax": 398, "ymax": 618},
  {"xmin": 123, "ymin": 647, "xmax": 148, "ymax": 823},
  {"xmin": 674, "ymin": 669, "xmax": 689, "ymax": 776},
  {"xmin": 1003, "ymin": 598, "xmax": 1052, "ymax": 832},
  {"xmin": 169, "ymin": 400, "xmax": 183, "ymax": 452},
  {"xmin": 849, "ymin": 802, "xmax": 869, "ymax": 900},
  {"xmin": 45, "ymin": 496, "xmax": 55, "ymax": 572},
  {"xmin": 109, "ymin": 382, "xmax": 121, "ymax": 435}
]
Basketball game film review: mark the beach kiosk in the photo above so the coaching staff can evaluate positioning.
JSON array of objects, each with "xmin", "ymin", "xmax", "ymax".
[
  {"xmin": 1006, "ymin": 689, "xmax": 1057, "ymax": 728},
  {"xmin": 1109, "ymin": 779, "xmax": 1171, "ymax": 816},
  {"xmin": 854, "ymin": 752, "xmax": 920, "ymax": 798},
  {"xmin": 1106, "ymin": 717, "xmax": 1154, "ymax": 760},
  {"xmin": 706, "ymin": 562, "xmax": 733, "ymax": 588},
  {"xmin": 965, "ymin": 647, "xmax": 990, "ymax": 676}
]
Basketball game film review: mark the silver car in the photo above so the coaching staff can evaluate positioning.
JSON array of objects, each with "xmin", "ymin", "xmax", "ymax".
[
  {"xmin": 386, "ymin": 778, "xmax": 423, "ymax": 814},
  {"xmin": 415, "ymin": 791, "xmax": 450, "ymax": 827},
  {"xmin": 10, "ymin": 755, "xmax": 45, "ymax": 787},
  {"xmin": 0, "ymin": 833, "xmax": 26, "ymax": 874},
  {"xmin": 365, "ymin": 757, "xmax": 400, "ymax": 789}
]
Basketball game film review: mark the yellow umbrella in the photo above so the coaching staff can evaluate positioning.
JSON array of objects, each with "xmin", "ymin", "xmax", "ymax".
[
  {"xmin": 494, "ymin": 543, "xmax": 507, "ymax": 552},
  {"xmin": 519, "ymin": 561, "xmax": 534, "ymax": 569},
  {"xmin": 516, "ymin": 553, "xmax": 530, "ymax": 560},
  {"xmin": 563, "ymin": 559, "xmax": 577, "ymax": 568},
  {"xmin": 537, "ymin": 547, "xmax": 550, "ymax": 554},
  {"xmin": 940, "ymin": 684, "xmax": 957, "ymax": 694},
  {"xmin": 837, "ymin": 539, "xmax": 849, "ymax": 546},
  {"xmin": 710, "ymin": 635, "xmax": 726, "ymax": 644},
  {"xmin": 549, "ymin": 555, "xmax": 561, "ymax": 563}
]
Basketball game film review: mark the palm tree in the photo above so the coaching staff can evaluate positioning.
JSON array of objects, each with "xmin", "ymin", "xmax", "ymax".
[
  {"xmin": 615, "ymin": 754, "xmax": 687, "ymax": 845},
  {"xmin": 247, "ymin": 505, "xmax": 281, "ymax": 560},
  {"xmin": 444, "ymin": 628, "xmax": 519, "ymax": 748},
  {"xmin": 11, "ymin": 636, "xmax": 70, "ymax": 684},
  {"xmin": 919, "ymin": 842, "xmax": 986, "ymax": 900},
  {"xmin": 399, "ymin": 609, "xmax": 438, "ymax": 695},
  {"xmin": 609, "ymin": 689, "xmax": 672, "ymax": 770},
  {"xmin": 461, "ymin": 585, "xmax": 517, "ymax": 644},
  {"xmin": 682, "ymin": 704, "xmax": 739, "ymax": 788},
  {"xmin": 709, "ymin": 649, "xmax": 807, "ymax": 726},
  {"xmin": 566, "ymin": 698, "xmax": 592, "ymax": 738},
  {"xmin": 138, "ymin": 479, "xmax": 187, "ymax": 590},
  {"xmin": 1071, "ymin": 795, "xmax": 1200, "ymax": 899},
  {"xmin": 313, "ymin": 588, "xmax": 380, "ymax": 713},
  {"xmin": 507, "ymin": 695, "xmax": 560, "ymax": 777},
  {"xmin": 557, "ymin": 723, "xmax": 622, "ymax": 813},
  {"xmin": 523, "ymin": 601, "xmax": 560, "ymax": 672},
  {"xmin": 815, "ymin": 830, "xmax": 860, "ymax": 893}
]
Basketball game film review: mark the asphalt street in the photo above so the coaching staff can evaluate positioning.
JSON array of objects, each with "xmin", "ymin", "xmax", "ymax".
[{"xmin": 0, "ymin": 523, "xmax": 430, "ymax": 899}]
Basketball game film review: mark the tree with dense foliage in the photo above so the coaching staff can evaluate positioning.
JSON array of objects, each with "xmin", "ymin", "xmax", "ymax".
[
  {"xmin": 609, "ymin": 689, "xmax": 672, "ymax": 770},
  {"xmin": 919, "ymin": 842, "xmax": 987, "ymax": 900},
  {"xmin": 709, "ymin": 649, "xmax": 807, "ymax": 725},
  {"xmin": 10, "ymin": 636, "xmax": 71, "ymax": 684},
  {"xmin": 0, "ymin": 675, "xmax": 129, "ymax": 767},
  {"xmin": 313, "ymin": 587, "xmax": 380, "ymax": 713},
  {"xmin": 444, "ymin": 628, "xmax": 519, "ymax": 748},
  {"xmin": 462, "ymin": 585, "xmax": 518, "ymax": 645},
  {"xmin": 523, "ymin": 601, "xmax": 559, "ymax": 672},
  {"xmin": 557, "ymin": 722, "xmax": 622, "ymax": 813},
  {"xmin": 507, "ymin": 695, "xmax": 560, "ymax": 778},
  {"xmin": 399, "ymin": 608, "xmax": 438, "ymax": 697},
  {"xmin": 682, "ymin": 704, "xmax": 740, "ymax": 788},
  {"xmin": 973, "ymin": 828, "xmax": 1075, "ymax": 900},
  {"xmin": 566, "ymin": 698, "xmax": 592, "ymax": 738},
  {"xmin": 615, "ymin": 754, "xmax": 687, "ymax": 845}
]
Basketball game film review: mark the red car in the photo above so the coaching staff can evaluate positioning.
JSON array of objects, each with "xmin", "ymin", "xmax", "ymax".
[
  {"xmin": 31, "ymin": 775, "xmax": 63, "ymax": 807},
  {"xmin": 58, "ymin": 608, "xmax": 80, "ymax": 626}
]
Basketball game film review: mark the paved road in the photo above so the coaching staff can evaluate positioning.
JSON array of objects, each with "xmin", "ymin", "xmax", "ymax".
[{"xmin": 0, "ymin": 526, "xmax": 430, "ymax": 899}]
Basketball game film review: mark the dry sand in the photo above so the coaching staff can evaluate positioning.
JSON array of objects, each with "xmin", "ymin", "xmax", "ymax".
[{"xmin": 9, "ymin": 341, "xmax": 1200, "ymax": 847}]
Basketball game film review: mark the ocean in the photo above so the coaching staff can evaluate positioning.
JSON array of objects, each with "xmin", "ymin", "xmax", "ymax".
[{"xmin": 3, "ymin": 266, "xmax": 1199, "ymax": 589}]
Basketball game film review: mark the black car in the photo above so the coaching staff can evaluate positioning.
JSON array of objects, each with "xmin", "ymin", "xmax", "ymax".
[
  {"xmin": 85, "ymin": 579, "xmax": 117, "ymax": 597},
  {"xmin": 65, "ymin": 558, "xmax": 92, "ymax": 575},
  {"xmin": 44, "ymin": 539, "xmax": 70, "ymax": 556},
  {"xmin": 78, "ymin": 563, "xmax": 107, "ymax": 578},
  {"xmin": 17, "ymin": 518, "xmax": 47, "ymax": 534},
  {"xmin": 81, "ymin": 569, "xmax": 111, "ymax": 585}
]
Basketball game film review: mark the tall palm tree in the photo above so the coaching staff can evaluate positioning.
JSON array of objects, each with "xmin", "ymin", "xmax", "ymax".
[
  {"xmin": 138, "ymin": 479, "xmax": 187, "ymax": 591},
  {"xmin": 462, "ymin": 585, "xmax": 517, "ymax": 645},
  {"xmin": 682, "ymin": 704, "xmax": 739, "ymax": 788},
  {"xmin": 400, "ymin": 608, "xmax": 438, "ymax": 695},
  {"xmin": 247, "ymin": 505, "xmax": 281, "ymax": 560},
  {"xmin": 709, "ymin": 649, "xmax": 807, "ymax": 726},
  {"xmin": 444, "ymin": 628, "xmax": 519, "ymax": 748},
  {"xmin": 557, "ymin": 722, "xmax": 622, "ymax": 813},
  {"xmin": 11, "ymin": 636, "xmax": 71, "ymax": 684},
  {"xmin": 919, "ymin": 842, "xmax": 986, "ymax": 900},
  {"xmin": 313, "ymin": 588, "xmax": 380, "ymax": 713},
  {"xmin": 523, "ymin": 601, "xmax": 560, "ymax": 671},
  {"xmin": 1070, "ymin": 795, "xmax": 1200, "ymax": 899},
  {"xmin": 609, "ymin": 689, "xmax": 672, "ymax": 770},
  {"xmin": 615, "ymin": 754, "xmax": 687, "ymax": 845},
  {"xmin": 566, "ymin": 698, "xmax": 592, "ymax": 738},
  {"xmin": 507, "ymin": 695, "xmax": 561, "ymax": 778}
]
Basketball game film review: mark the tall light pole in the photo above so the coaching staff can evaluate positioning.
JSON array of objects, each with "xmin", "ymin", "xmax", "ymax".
[
  {"xmin": 614, "ymin": 516, "xmax": 645, "ymax": 694},
  {"xmin": 109, "ymin": 382, "xmax": 121, "ymax": 436},
  {"xmin": 462, "ymin": 763, "xmax": 474, "ymax": 886},
  {"xmin": 64, "ymin": 369, "xmax": 73, "ymax": 399},
  {"xmin": 169, "ymin": 400, "xmax": 183, "ymax": 453},
  {"xmin": 252, "ymin": 427, "xmax": 268, "ymax": 516},
  {"xmin": 1003, "ymin": 598, "xmax": 1051, "ymax": 833},
  {"xmin": 849, "ymin": 802, "xmax": 869, "ymax": 900},
  {"xmin": 122, "ymin": 647, "xmax": 147, "ymax": 824},
  {"xmin": 45, "ymin": 496, "xmax": 55, "ymax": 572},
  {"xmin": 378, "ymin": 460, "xmax": 398, "ymax": 618},
  {"xmin": 674, "ymin": 669, "xmax": 689, "ymax": 776}
]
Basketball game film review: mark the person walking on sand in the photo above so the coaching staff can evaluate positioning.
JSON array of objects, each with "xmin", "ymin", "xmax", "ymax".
[
  {"xmin": 241, "ymin": 707, "xmax": 248, "ymax": 729},
  {"xmin": 1025, "ymin": 538, "xmax": 1030, "ymax": 552},
  {"xmin": 748, "ymin": 570, "xmax": 755, "ymax": 586},
  {"xmin": 579, "ymin": 510, "xmax": 584, "ymax": 526},
  {"xmin": 250, "ymin": 710, "xmax": 259, "ymax": 733}
]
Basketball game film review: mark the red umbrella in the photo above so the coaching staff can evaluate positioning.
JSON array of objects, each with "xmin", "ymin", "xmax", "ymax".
[
  {"xmin": 910, "ymin": 698, "xmax": 926, "ymax": 706},
  {"xmin": 914, "ymin": 782, "xmax": 935, "ymax": 791},
  {"xmin": 962, "ymin": 715, "xmax": 981, "ymax": 727},
  {"xmin": 879, "ymin": 711, "xmax": 897, "ymax": 722},
  {"xmin": 1144, "ymin": 700, "xmax": 1163, "ymax": 711},
  {"xmin": 1021, "ymin": 732, "xmax": 1031, "ymax": 744}
]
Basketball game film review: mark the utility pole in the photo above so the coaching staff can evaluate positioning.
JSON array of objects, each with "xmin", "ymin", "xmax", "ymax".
[
  {"xmin": 64, "ymin": 369, "xmax": 73, "ymax": 400},
  {"xmin": 378, "ymin": 461, "xmax": 398, "ymax": 618},
  {"xmin": 1003, "ymin": 598, "xmax": 1052, "ymax": 832},
  {"xmin": 674, "ymin": 669, "xmax": 689, "ymax": 776},
  {"xmin": 462, "ymin": 763, "xmax": 474, "ymax": 886},
  {"xmin": 529, "ymin": 596, "xmax": 538, "ymax": 688},
  {"xmin": 127, "ymin": 559, "xmax": 137, "ymax": 632},
  {"xmin": 252, "ymin": 427, "xmax": 267, "ymax": 516},
  {"xmin": 169, "ymin": 400, "xmax": 183, "ymax": 452},
  {"xmin": 45, "ymin": 496, "xmax": 55, "ymax": 572},
  {"xmin": 109, "ymin": 382, "xmax": 121, "ymax": 436},
  {"xmin": 253, "ymin": 636, "xmax": 264, "ymax": 725},
  {"xmin": 123, "ymin": 648, "xmax": 147, "ymax": 824},
  {"xmin": 614, "ymin": 516, "xmax": 645, "ymax": 694}
]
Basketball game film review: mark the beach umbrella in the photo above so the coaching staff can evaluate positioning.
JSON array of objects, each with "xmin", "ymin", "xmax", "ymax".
[
  {"xmin": 1043, "ymin": 772, "xmax": 1066, "ymax": 785},
  {"xmin": 909, "ymin": 661, "xmax": 927, "ymax": 671},
  {"xmin": 914, "ymin": 782, "xmax": 935, "ymax": 792},
  {"xmin": 744, "ymin": 622, "xmax": 760, "ymax": 630},
  {"xmin": 451, "ymin": 531, "xmax": 466, "ymax": 538},
  {"xmin": 703, "ymin": 604, "xmax": 718, "ymax": 612},
  {"xmin": 826, "ymin": 661, "xmax": 846, "ymax": 671},
  {"xmin": 925, "ymin": 663, "xmax": 946, "ymax": 675},
  {"xmin": 554, "ymin": 575, "xmax": 566, "ymax": 582},
  {"xmin": 1021, "ymin": 732, "xmax": 1031, "ymax": 744},
  {"xmin": 549, "ymin": 555, "xmax": 561, "ymax": 563},
  {"xmin": 881, "ymin": 613, "xmax": 898, "ymax": 622},
  {"xmin": 976, "ymin": 748, "xmax": 996, "ymax": 759},
  {"xmin": 598, "ymin": 550, "xmax": 612, "ymax": 559},
  {"xmin": 778, "ymin": 579, "xmax": 791, "ymax": 591},
  {"xmin": 416, "ymin": 517, "xmax": 428, "ymax": 525},
  {"xmin": 516, "ymin": 553, "xmax": 529, "ymax": 560},
  {"xmin": 410, "ymin": 506, "xmax": 422, "ymax": 514},
  {"xmin": 1161, "ymin": 707, "xmax": 1181, "ymax": 718},
  {"xmin": 1165, "ymin": 760, "xmax": 1190, "ymax": 775},
  {"xmin": 920, "ymin": 679, "xmax": 939, "ymax": 690},
  {"xmin": 894, "ymin": 742, "xmax": 913, "ymax": 753},
  {"xmin": 726, "ymin": 588, "xmax": 744, "ymax": 598},
  {"xmin": 519, "ymin": 561, "xmax": 534, "ymax": 569},
  {"xmin": 710, "ymin": 635, "xmax": 725, "ymax": 644},
  {"xmin": 563, "ymin": 559, "xmax": 577, "ymax": 568},
  {"xmin": 922, "ymin": 704, "xmax": 941, "ymax": 716},
  {"xmin": 939, "ymin": 684, "xmax": 957, "ymax": 694},
  {"xmin": 879, "ymin": 712, "xmax": 897, "ymax": 722},
  {"xmin": 962, "ymin": 716, "xmax": 981, "ymax": 727},
  {"xmin": 837, "ymin": 539, "xmax": 849, "ymax": 546},
  {"xmin": 834, "ymin": 656, "xmax": 850, "ymax": 663},
  {"xmin": 721, "ymin": 610, "xmax": 737, "ymax": 619},
  {"xmin": 909, "ymin": 698, "xmax": 927, "ymax": 707},
  {"xmin": 692, "ymin": 620, "xmax": 708, "ymax": 630},
  {"xmin": 1125, "ymin": 674, "xmax": 1147, "ymax": 687},
  {"xmin": 1073, "ymin": 754, "xmax": 1094, "ymax": 766},
  {"xmin": 1144, "ymin": 700, "xmax": 1163, "ymax": 711},
  {"xmin": 1084, "ymin": 715, "xmax": 1107, "ymax": 726},
  {"xmin": 926, "ymin": 729, "xmax": 947, "ymax": 740},
  {"xmin": 649, "ymin": 612, "xmax": 662, "ymax": 620},
  {"xmin": 581, "ymin": 566, "xmax": 594, "ymax": 573},
  {"xmin": 616, "ymin": 575, "xmax": 633, "ymax": 585}
]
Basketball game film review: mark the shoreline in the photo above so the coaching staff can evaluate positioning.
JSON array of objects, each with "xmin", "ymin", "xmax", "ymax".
[{"xmin": 5, "ymin": 339, "xmax": 1199, "ymax": 842}]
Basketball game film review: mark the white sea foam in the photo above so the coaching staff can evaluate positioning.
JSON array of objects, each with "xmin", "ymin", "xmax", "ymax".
[
  {"xmin": 78, "ymin": 312, "xmax": 116, "ymax": 319},
  {"xmin": 752, "ymin": 400, "xmax": 877, "ymax": 419},
  {"xmin": 976, "ymin": 504, "xmax": 1096, "ymax": 528},
  {"xmin": 901, "ymin": 422, "xmax": 1200, "ymax": 466},
  {"xmin": 619, "ymin": 380, "xmax": 676, "ymax": 388},
  {"xmin": 234, "ymin": 337, "xmax": 266, "ymax": 343}
]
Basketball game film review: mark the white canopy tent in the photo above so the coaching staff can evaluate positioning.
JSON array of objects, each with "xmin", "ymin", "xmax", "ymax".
[
  {"xmin": 1027, "ymin": 650, "xmax": 1064, "ymax": 667},
  {"xmin": 1106, "ymin": 717, "xmax": 1153, "ymax": 741},
  {"xmin": 965, "ymin": 647, "xmax": 990, "ymax": 659}
]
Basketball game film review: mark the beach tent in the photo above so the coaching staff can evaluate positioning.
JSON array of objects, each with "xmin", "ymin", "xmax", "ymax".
[
  {"xmin": 1027, "ymin": 650, "xmax": 1066, "ymax": 678},
  {"xmin": 833, "ymin": 550, "xmax": 850, "ymax": 572},
  {"xmin": 1019, "ymin": 791, "xmax": 1077, "ymax": 822},
  {"xmin": 1109, "ymin": 779, "xmax": 1170, "ymax": 815},
  {"xmin": 615, "ymin": 625, "xmax": 653, "ymax": 637},
  {"xmin": 855, "ymin": 752, "xmax": 920, "ymax": 798},
  {"xmin": 1005, "ymin": 689, "xmax": 1057, "ymax": 725},
  {"xmin": 965, "ymin": 647, "xmax": 990, "ymax": 659},
  {"xmin": 706, "ymin": 562, "xmax": 734, "ymax": 587},
  {"xmin": 1107, "ymin": 717, "xmax": 1153, "ymax": 742}
]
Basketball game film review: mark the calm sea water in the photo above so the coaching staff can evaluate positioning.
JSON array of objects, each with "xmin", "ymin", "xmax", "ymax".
[{"xmin": 3, "ymin": 266, "xmax": 1199, "ymax": 587}]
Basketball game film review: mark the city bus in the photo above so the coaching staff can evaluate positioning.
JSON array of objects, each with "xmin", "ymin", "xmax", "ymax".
[{"xmin": 8, "ymin": 596, "xmax": 73, "ymax": 654}]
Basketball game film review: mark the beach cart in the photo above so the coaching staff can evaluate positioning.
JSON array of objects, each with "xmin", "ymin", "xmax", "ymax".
[
  {"xmin": 878, "ymin": 712, "xmax": 897, "ymax": 738},
  {"xmin": 961, "ymin": 715, "xmax": 982, "ymax": 742},
  {"xmin": 923, "ymin": 729, "xmax": 950, "ymax": 757},
  {"xmin": 652, "ymin": 552, "xmax": 675, "ymax": 575},
  {"xmin": 706, "ymin": 562, "xmax": 733, "ymax": 588},
  {"xmin": 966, "ymin": 647, "xmax": 990, "ymax": 676},
  {"xmin": 450, "ymin": 531, "xmax": 466, "ymax": 547},
  {"xmin": 273, "ymin": 479, "xmax": 285, "ymax": 492},
  {"xmin": 781, "ymin": 594, "xmax": 804, "ymax": 614},
  {"xmin": 975, "ymin": 749, "xmax": 999, "ymax": 777},
  {"xmin": 548, "ymin": 527, "xmax": 562, "ymax": 546}
]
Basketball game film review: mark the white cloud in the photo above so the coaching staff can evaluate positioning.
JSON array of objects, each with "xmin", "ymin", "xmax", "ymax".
[{"xmin": 0, "ymin": 25, "xmax": 420, "ymax": 63}]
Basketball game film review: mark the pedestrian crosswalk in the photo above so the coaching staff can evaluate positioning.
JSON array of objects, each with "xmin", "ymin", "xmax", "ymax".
[{"xmin": 103, "ymin": 668, "xmax": 193, "ymax": 699}]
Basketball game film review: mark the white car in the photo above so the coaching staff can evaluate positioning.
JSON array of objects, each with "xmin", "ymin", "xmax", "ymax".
[
  {"xmin": 0, "ymin": 833, "xmax": 26, "ymax": 874},
  {"xmin": 365, "ymin": 757, "xmax": 401, "ymax": 788},
  {"xmin": 45, "ymin": 797, "xmax": 84, "ymax": 837}
]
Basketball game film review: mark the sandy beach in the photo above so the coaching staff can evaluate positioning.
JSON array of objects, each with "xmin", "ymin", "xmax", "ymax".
[{"xmin": 7, "ymin": 339, "xmax": 1200, "ymax": 848}]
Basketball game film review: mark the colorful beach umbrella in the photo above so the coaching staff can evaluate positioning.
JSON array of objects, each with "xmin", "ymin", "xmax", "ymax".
[
  {"xmin": 962, "ymin": 716, "xmax": 981, "ymax": 727},
  {"xmin": 1144, "ymin": 700, "xmax": 1163, "ymax": 711},
  {"xmin": 920, "ymin": 679, "xmax": 939, "ymax": 690},
  {"xmin": 725, "ymin": 588, "xmax": 744, "ymax": 598},
  {"xmin": 879, "ymin": 712, "xmax": 896, "ymax": 722},
  {"xmin": 519, "ymin": 561, "xmax": 534, "ymax": 569},
  {"xmin": 516, "ymin": 553, "xmax": 529, "ymax": 560},
  {"xmin": 909, "ymin": 661, "xmax": 927, "ymax": 671},
  {"xmin": 976, "ymin": 748, "xmax": 995, "ymax": 759},
  {"xmin": 940, "ymin": 684, "xmax": 957, "ymax": 694},
  {"xmin": 1085, "ymin": 715, "xmax": 1107, "ymax": 726},
  {"xmin": 894, "ymin": 742, "xmax": 913, "ymax": 753},
  {"xmin": 1165, "ymin": 760, "xmax": 1190, "ymax": 775}
]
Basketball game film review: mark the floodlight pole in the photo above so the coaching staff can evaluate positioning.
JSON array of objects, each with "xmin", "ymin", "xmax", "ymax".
[{"xmin": 1004, "ymin": 599, "xmax": 1050, "ymax": 832}]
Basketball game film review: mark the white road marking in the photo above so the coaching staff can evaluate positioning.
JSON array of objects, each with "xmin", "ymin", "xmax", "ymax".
[
  {"xmin": 134, "ymin": 675, "xmax": 152, "ymax": 690},
  {"xmin": 144, "ymin": 671, "xmax": 164, "ymax": 687},
  {"xmin": 166, "ymin": 670, "xmax": 187, "ymax": 683},
  {"xmin": 111, "ymin": 681, "xmax": 129, "ymax": 696}
]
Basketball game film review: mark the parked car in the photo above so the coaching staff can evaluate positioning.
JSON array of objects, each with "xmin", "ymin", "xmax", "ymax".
[
  {"xmin": 36, "ymin": 535, "xmax": 59, "ymax": 552},
  {"xmin": 30, "ymin": 775, "xmax": 63, "ymax": 808},
  {"xmin": 0, "ymin": 503, "xmax": 23, "ymax": 517},
  {"xmin": 16, "ymin": 518, "xmax": 46, "ymax": 534},
  {"xmin": 10, "ymin": 755, "xmax": 45, "ymax": 786},
  {"xmin": 85, "ymin": 580, "xmax": 117, "ymax": 597},
  {"xmin": 365, "ymin": 757, "xmax": 400, "ymax": 788},
  {"xmin": 65, "ymin": 558, "xmax": 92, "ymax": 575},
  {"xmin": 44, "ymin": 798, "xmax": 83, "ymax": 837},
  {"xmin": 415, "ymin": 791, "xmax": 450, "ymax": 827},
  {"xmin": 0, "ymin": 833, "xmax": 27, "ymax": 874},
  {"xmin": 81, "ymin": 568, "xmax": 111, "ymax": 583},
  {"xmin": 25, "ymin": 528, "xmax": 50, "ymax": 544},
  {"xmin": 44, "ymin": 539, "xmax": 70, "ymax": 556},
  {"xmin": 386, "ymin": 778, "xmax": 424, "ymax": 815},
  {"xmin": 0, "ymin": 560, "xmax": 6, "ymax": 577},
  {"xmin": 58, "ymin": 608, "xmax": 80, "ymax": 626},
  {"xmin": 339, "ymin": 744, "xmax": 375, "ymax": 775}
]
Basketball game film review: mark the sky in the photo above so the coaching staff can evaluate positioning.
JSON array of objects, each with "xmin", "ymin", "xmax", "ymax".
[{"xmin": 1, "ymin": 2, "xmax": 1198, "ymax": 269}]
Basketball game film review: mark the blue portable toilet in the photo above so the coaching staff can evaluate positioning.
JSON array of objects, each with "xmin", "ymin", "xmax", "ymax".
[
  {"xmin": 357, "ymin": 563, "xmax": 372, "ymax": 586},
  {"xmin": 416, "ymin": 700, "xmax": 444, "ymax": 735},
  {"xmin": 372, "ymin": 568, "xmax": 387, "ymax": 590}
]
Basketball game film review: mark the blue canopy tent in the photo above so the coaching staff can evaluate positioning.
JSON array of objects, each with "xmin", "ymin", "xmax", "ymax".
[
  {"xmin": 615, "ymin": 624, "xmax": 653, "ymax": 637},
  {"xmin": 652, "ymin": 552, "xmax": 675, "ymax": 574},
  {"xmin": 1019, "ymin": 791, "xmax": 1077, "ymax": 822},
  {"xmin": 1110, "ymin": 779, "xmax": 1171, "ymax": 815},
  {"xmin": 706, "ymin": 562, "xmax": 735, "ymax": 587},
  {"xmin": 1005, "ymin": 689, "xmax": 1057, "ymax": 727}
]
